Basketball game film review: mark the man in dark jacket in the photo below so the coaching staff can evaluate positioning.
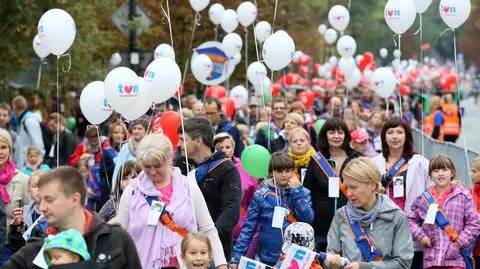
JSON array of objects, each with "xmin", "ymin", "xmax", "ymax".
[
  {"xmin": 179, "ymin": 117, "xmax": 242, "ymax": 260},
  {"xmin": 45, "ymin": 113, "xmax": 79, "ymax": 168},
  {"xmin": 2, "ymin": 166, "xmax": 141, "ymax": 269},
  {"xmin": 204, "ymin": 97, "xmax": 244, "ymax": 157}
]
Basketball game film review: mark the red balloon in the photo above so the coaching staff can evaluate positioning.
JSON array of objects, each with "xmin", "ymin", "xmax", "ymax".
[
  {"xmin": 363, "ymin": 52, "xmax": 374, "ymax": 63},
  {"xmin": 298, "ymin": 91, "xmax": 315, "ymax": 108},
  {"xmin": 157, "ymin": 111, "xmax": 181, "ymax": 147},
  {"xmin": 299, "ymin": 55, "xmax": 311, "ymax": 66},
  {"xmin": 299, "ymin": 65, "xmax": 309, "ymax": 76},
  {"xmin": 284, "ymin": 73, "xmax": 299, "ymax": 85},
  {"xmin": 314, "ymin": 63, "xmax": 321, "ymax": 73},
  {"xmin": 205, "ymin": 85, "xmax": 227, "ymax": 98},
  {"xmin": 271, "ymin": 83, "xmax": 281, "ymax": 96},
  {"xmin": 399, "ymin": 84, "xmax": 410, "ymax": 96},
  {"xmin": 221, "ymin": 97, "xmax": 236, "ymax": 120}
]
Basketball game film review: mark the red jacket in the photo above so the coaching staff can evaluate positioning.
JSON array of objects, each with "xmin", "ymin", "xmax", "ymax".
[{"xmin": 69, "ymin": 140, "xmax": 111, "ymax": 166}]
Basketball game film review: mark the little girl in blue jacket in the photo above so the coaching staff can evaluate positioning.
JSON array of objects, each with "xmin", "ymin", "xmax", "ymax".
[{"xmin": 230, "ymin": 152, "xmax": 314, "ymax": 266}]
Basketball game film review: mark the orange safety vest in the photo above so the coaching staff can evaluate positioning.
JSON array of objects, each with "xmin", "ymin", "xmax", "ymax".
[
  {"xmin": 441, "ymin": 103, "xmax": 460, "ymax": 136},
  {"xmin": 422, "ymin": 111, "xmax": 444, "ymax": 141}
]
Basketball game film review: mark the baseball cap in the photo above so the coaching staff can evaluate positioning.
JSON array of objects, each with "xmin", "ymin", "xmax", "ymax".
[{"xmin": 351, "ymin": 129, "xmax": 369, "ymax": 143}]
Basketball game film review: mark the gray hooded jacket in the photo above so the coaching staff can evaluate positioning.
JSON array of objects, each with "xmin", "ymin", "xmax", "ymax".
[{"xmin": 326, "ymin": 194, "xmax": 414, "ymax": 269}]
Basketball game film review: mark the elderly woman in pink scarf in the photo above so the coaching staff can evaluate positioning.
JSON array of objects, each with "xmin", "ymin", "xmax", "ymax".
[
  {"xmin": 116, "ymin": 133, "xmax": 227, "ymax": 269},
  {"xmin": 214, "ymin": 132, "xmax": 259, "ymax": 258},
  {"xmin": 0, "ymin": 129, "xmax": 29, "ymax": 261}
]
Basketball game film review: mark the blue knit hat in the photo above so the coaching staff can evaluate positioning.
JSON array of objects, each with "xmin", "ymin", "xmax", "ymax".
[{"xmin": 44, "ymin": 229, "xmax": 91, "ymax": 265}]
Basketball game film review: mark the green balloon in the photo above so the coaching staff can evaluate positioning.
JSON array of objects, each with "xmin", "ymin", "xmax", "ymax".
[
  {"xmin": 241, "ymin": 145, "xmax": 271, "ymax": 178},
  {"xmin": 263, "ymin": 92, "xmax": 272, "ymax": 103},
  {"xmin": 66, "ymin": 116, "xmax": 76, "ymax": 129},
  {"xmin": 313, "ymin": 119, "xmax": 326, "ymax": 135}
]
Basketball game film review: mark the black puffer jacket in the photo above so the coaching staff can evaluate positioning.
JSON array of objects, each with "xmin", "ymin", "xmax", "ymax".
[
  {"xmin": 2, "ymin": 213, "xmax": 141, "ymax": 269},
  {"xmin": 195, "ymin": 148, "xmax": 242, "ymax": 260}
]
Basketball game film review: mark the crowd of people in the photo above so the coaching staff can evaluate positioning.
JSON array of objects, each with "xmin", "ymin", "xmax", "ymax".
[{"xmin": 0, "ymin": 79, "xmax": 479, "ymax": 269}]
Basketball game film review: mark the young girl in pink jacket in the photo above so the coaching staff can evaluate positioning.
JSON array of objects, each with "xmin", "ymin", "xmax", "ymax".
[{"xmin": 408, "ymin": 155, "xmax": 480, "ymax": 269}]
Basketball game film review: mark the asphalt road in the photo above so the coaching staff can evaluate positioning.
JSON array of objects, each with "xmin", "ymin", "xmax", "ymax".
[{"xmin": 457, "ymin": 97, "xmax": 480, "ymax": 153}]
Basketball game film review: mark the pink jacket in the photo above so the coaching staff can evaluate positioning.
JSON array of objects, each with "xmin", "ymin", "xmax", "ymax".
[
  {"xmin": 407, "ymin": 185, "xmax": 480, "ymax": 268},
  {"xmin": 232, "ymin": 157, "xmax": 259, "ymax": 240}
]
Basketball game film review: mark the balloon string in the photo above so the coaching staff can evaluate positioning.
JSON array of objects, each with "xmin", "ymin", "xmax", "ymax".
[
  {"xmin": 165, "ymin": 0, "xmax": 174, "ymax": 48},
  {"xmin": 411, "ymin": 14, "xmax": 422, "ymax": 36},
  {"xmin": 245, "ymin": 28, "xmax": 250, "ymax": 126},
  {"xmin": 214, "ymin": 25, "xmax": 218, "ymax": 41},
  {"xmin": 56, "ymin": 56, "xmax": 60, "ymax": 167},
  {"xmin": 348, "ymin": 0, "xmax": 351, "ymax": 10},
  {"xmin": 271, "ymin": 0, "xmax": 279, "ymax": 32},
  {"xmin": 398, "ymin": 34, "xmax": 403, "ymax": 119},
  {"xmin": 145, "ymin": 104, "xmax": 156, "ymax": 134},
  {"xmin": 392, "ymin": 34, "xmax": 398, "ymax": 48},
  {"xmin": 419, "ymin": 13, "xmax": 425, "ymax": 156},
  {"xmin": 452, "ymin": 30, "xmax": 470, "ymax": 173},
  {"xmin": 36, "ymin": 59, "xmax": 43, "ymax": 91},
  {"xmin": 434, "ymin": 28, "xmax": 454, "ymax": 46},
  {"xmin": 181, "ymin": 12, "xmax": 199, "ymax": 88}
]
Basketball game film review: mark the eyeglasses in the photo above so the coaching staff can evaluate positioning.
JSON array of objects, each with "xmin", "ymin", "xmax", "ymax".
[{"xmin": 273, "ymin": 107, "xmax": 285, "ymax": 111}]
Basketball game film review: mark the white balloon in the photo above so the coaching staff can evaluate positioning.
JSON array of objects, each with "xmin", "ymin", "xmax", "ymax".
[
  {"xmin": 189, "ymin": 0, "xmax": 209, "ymax": 12},
  {"xmin": 345, "ymin": 68, "xmax": 361, "ymax": 89},
  {"xmin": 336, "ymin": 35, "xmax": 356, "ymax": 58},
  {"xmin": 338, "ymin": 57, "xmax": 356, "ymax": 76},
  {"xmin": 379, "ymin": 48, "xmax": 389, "ymax": 59},
  {"xmin": 154, "ymin": 43, "xmax": 175, "ymax": 61},
  {"xmin": 209, "ymin": 3, "xmax": 225, "ymax": 25},
  {"xmin": 110, "ymin": 52, "xmax": 122, "ymax": 66},
  {"xmin": 122, "ymin": 77, "xmax": 153, "ymax": 121},
  {"xmin": 262, "ymin": 30, "xmax": 295, "ymax": 71},
  {"xmin": 144, "ymin": 58, "xmax": 182, "ymax": 104},
  {"xmin": 363, "ymin": 69, "xmax": 374, "ymax": 82},
  {"xmin": 191, "ymin": 54, "xmax": 213, "ymax": 83},
  {"xmin": 414, "ymin": 0, "xmax": 432, "ymax": 13},
  {"xmin": 247, "ymin": 61, "xmax": 267, "ymax": 85},
  {"xmin": 254, "ymin": 76, "xmax": 271, "ymax": 94},
  {"xmin": 355, "ymin": 55, "xmax": 364, "ymax": 64},
  {"xmin": 324, "ymin": 29, "xmax": 338, "ymax": 45},
  {"xmin": 318, "ymin": 66, "xmax": 329, "ymax": 78},
  {"xmin": 192, "ymin": 41, "xmax": 236, "ymax": 85},
  {"xmin": 370, "ymin": 67, "xmax": 397, "ymax": 98},
  {"xmin": 329, "ymin": 56, "xmax": 338, "ymax": 67},
  {"xmin": 317, "ymin": 24, "xmax": 327, "ymax": 35},
  {"xmin": 33, "ymin": 35, "xmax": 50, "ymax": 58},
  {"xmin": 328, "ymin": 5, "xmax": 350, "ymax": 32},
  {"xmin": 222, "ymin": 33, "xmax": 243, "ymax": 57},
  {"xmin": 384, "ymin": 0, "xmax": 417, "ymax": 34},
  {"xmin": 393, "ymin": 49, "xmax": 401, "ymax": 59},
  {"xmin": 104, "ymin": 67, "xmax": 141, "ymax": 115},
  {"xmin": 232, "ymin": 53, "xmax": 242, "ymax": 65},
  {"xmin": 230, "ymin": 85, "xmax": 249, "ymax": 108},
  {"xmin": 37, "ymin": 9, "xmax": 76, "ymax": 56},
  {"xmin": 220, "ymin": 9, "xmax": 239, "ymax": 33},
  {"xmin": 80, "ymin": 81, "xmax": 112, "ymax": 125},
  {"xmin": 237, "ymin": 2, "xmax": 257, "ymax": 27},
  {"xmin": 254, "ymin": 21, "xmax": 272, "ymax": 43},
  {"xmin": 293, "ymin": 51, "xmax": 304, "ymax": 63},
  {"xmin": 439, "ymin": 0, "xmax": 471, "ymax": 29}
]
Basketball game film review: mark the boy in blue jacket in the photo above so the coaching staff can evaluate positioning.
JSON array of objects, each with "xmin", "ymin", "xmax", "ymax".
[{"xmin": 230, "ymin": 152, "xmax": 314, "ymax": 266}]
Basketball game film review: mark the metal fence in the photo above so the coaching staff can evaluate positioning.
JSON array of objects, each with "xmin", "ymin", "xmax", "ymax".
[{"xmin": 412, "ymin": 128, "xmax": 479, "ymax": 187}]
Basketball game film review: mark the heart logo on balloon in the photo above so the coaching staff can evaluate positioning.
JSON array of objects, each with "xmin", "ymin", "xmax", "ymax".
[
  {"xmin": 118, "ymin": 84, "xmax": 138, "ymax": 96},
  {"xmin": 441, "ymin": 5, "xmax": 454, "ymax": 14},
  {"xmin": 386, "ymin": 9, "xmax": 400, "ymax": 18},
  {"xmin": 373, "ymin": 80, "xmax": 384, "ymax": 89},
  {"xmin": 387, "ymin": 10, "xmax": 393, "ymax": 17}
]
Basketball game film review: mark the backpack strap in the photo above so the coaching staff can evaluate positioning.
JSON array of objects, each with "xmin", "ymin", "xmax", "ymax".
[
  {"xmin": 145, "ymin": 196, "xmax": 188, "ymax": 237},
  {"xmin": 195, "ymin": 158, "xmax": 230, "ymax": 184},
  {"xmin": 342, "ymin": 207, "xmax": 383, "ymax": 262},
  {"xmin": 262, "ymin": 190, "xmax": 297, "ymax": 224},
  {"xmin": 223, "ymin": 122, "xmax": 233, "ymax": 133},
  {"xmin": 311, "ymin": 153, "xmax": 348, "ymax": 197}
]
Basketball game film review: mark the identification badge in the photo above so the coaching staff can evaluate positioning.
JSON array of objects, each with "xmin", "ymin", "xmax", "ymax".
[
  {"xmin": 393, "ymin": 176, "xmax": 405, "ymax": 198},
  {"xmin": 88, "ymin": 158, "xmax": 95, "ymax": 167},
  {"xmin": 33, "ymin": 246, "xmax": 48, "ymax": 269},
  {"xmin": 424, "ymin": 203, "xmax": 438, "ymax": 225},
  {"xmin": 48, "ymin": 144, "xmax": 55, "ymax": 158},
  {"xmin": 328, "ymin": 177, "xmax": 340, "ymax": 198},
  {"xmin": 146, "ymin": 200, "xmax": 165, "ymax": 226},
  {"xmin": 272, "ymin": 206, "xmax": 286, "ymax": 228},
  {"xmin": 374, "ymin": 136, "xmax": 382, "ymax": 151},
  {"xmin": 300, "ymin": 169, "xmax": 307, "ymax": 185}
]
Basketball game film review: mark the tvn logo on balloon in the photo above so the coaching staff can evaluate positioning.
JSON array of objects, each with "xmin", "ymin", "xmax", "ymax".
[
  {"xmin": 102, "ymin": 98, "xmax": 112, "ymax": 112},
  {"xmin": 385, "ymin": 9, "xmax": 401, "ymax": 19},
  {"xmin": 440, "ymin": 5, "xmax": 456, "ymax": 15},
  {"xmin": 332, "ymin": 15, "xmax": 346, "ymax": 22},
  {"xmin": 372, "ymin": 80, "xmax": 385, "ymax": 89},
  {"xmin": 117, "ymin": 84, "xmax": 139, "ymax": 97},
  {"xmin": 144, "ymin": 69, "xmax": 155, "ymax": 80}
]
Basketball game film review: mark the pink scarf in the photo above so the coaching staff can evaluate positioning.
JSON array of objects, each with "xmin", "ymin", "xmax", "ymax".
[{"xmin": 0, "ymin": 160, "xmax": 16, "ymax": 204}]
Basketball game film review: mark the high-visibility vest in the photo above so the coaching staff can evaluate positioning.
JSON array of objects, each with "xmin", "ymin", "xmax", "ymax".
[
  {"xmin": 441, "ymin": 103, "xmax": 460, "ymax": 136},
  {"xmin": 423, "ymin": 111, "xmax": 444, "ymax": 141}
]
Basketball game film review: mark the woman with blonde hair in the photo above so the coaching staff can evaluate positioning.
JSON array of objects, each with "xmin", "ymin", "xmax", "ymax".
[
  {"xmin": 0, "ymin": 129, "xmax": 29, "ymax": 261},
  {"xmin": 271, "ymin": 112, "xmax": 305, "ymax": 153},
  {"xmin": 287, "ymin": 127, "xmax": 316, "ymax": 183},
  {"xmin": 326, "ymin": 157, "xmax": 414, "ymax": 269},
  {"xmin": 116, "ymin": 133, "xmax": 227, "ymax": 269}
]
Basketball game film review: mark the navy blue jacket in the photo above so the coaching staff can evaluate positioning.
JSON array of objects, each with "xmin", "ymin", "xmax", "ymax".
[{"xmin": 231, "ymin": 180, "xmax": 314, "ymax": 265}]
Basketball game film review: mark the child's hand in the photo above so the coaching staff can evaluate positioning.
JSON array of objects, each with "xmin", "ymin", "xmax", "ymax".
[
  {"xmin": 325, "ymin": 254, "xmax": 342, "ymax": 269},
  {"xmin": 11, "ymin": 207, "xmax": 24, "ymax": 225},
  {"xmin": 420, "ymin": 236, "xmax": 432, "ymax": 248},
  {"xmin": 288, "ymin": 175, "xmax": 301, "ymax": 188}
]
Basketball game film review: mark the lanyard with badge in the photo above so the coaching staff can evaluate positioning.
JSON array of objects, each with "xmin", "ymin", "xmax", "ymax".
[{"xmin": 383, "ymin": 157, "xmax": 407, "ymax": 198}]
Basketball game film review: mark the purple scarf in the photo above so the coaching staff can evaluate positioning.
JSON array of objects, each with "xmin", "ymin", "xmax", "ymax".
[
  {"xmin": 0, "ymin": 160, "xmax": 15, "ymax": 204},
  {"xmin": 128, "ymin": 167, "xmax": 197, "ymax": 269}
]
